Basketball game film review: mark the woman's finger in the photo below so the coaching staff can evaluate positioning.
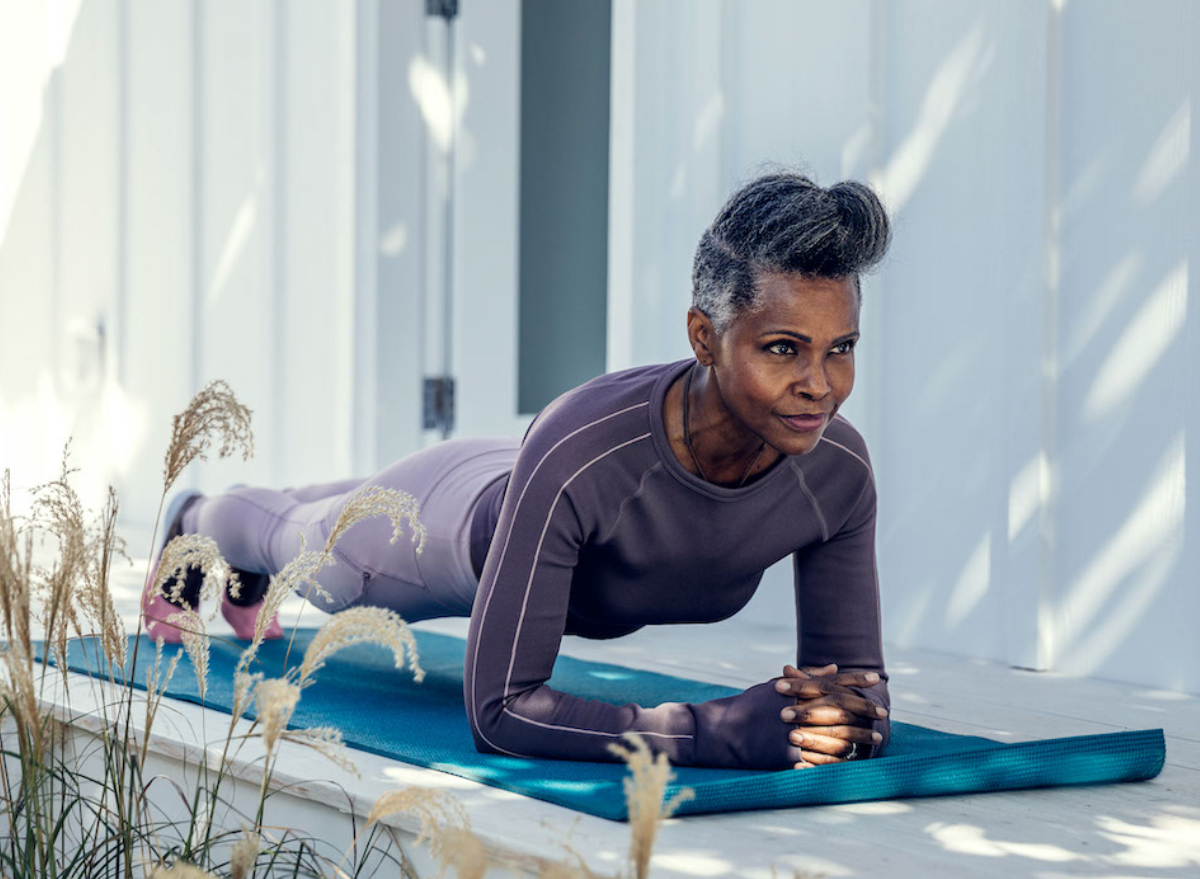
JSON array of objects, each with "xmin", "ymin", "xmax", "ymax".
[
  {"xmin": 774, "ymin": 676, "xmax": 884, "ymax": 705},
  {"xmin": 786, "ymin": 704, "xmax": 856, "ymax": 725},
  {"xmin": 781, "ymin": 696, "xmax": 886, "ymax": 725},
  {"xmin": 783, "ymin": 663, "xmax": 837, "ymax": 679},
  {"xmin": 772, "ymin": 667, "xmax": 878, "ymax": 691},
  {"xmin": 789, "ymin": 726, "xmax": 882, "ymax": 755},
  {"xmin": 797, "ymin": 748, "xmax": 847, "ymax": 766}
]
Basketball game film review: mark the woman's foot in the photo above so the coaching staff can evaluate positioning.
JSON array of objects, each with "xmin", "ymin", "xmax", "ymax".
[
  {"xmin": 220, "ymin": 586, "xmax": 284, "ymax": 642},
  {"xmin": 141, "ymin": 489, "xmax": 204, "ymax": 643}
]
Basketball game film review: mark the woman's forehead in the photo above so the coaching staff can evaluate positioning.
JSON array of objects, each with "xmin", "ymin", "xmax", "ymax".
[{"xmin": 743, "ymin": 273, "xmax": 860, "ymax": 332}]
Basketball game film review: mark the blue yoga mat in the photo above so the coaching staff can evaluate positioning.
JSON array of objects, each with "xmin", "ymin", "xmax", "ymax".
[{"xmin": 47, "ymin": 630, "xmax": 1164, "ymax": 821}]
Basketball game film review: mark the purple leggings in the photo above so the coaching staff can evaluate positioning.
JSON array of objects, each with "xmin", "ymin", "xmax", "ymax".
[{"xmin": 182, "ymin": 438, "xmax": 519, "ymax": 620}]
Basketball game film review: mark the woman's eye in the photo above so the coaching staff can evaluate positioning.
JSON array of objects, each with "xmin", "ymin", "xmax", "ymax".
[
  {"xmin": 767, "ymin": 342, "xmax": 795, "ymax": 356},
  {"xmin": 833, "ymin": 341, "xmax": 856, "ymax": 355}
]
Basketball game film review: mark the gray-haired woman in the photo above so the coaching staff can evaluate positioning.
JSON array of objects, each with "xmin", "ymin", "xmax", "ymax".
[{"xmin": 144, "ymin": 170, "xmax": 892, "ymax": 771}]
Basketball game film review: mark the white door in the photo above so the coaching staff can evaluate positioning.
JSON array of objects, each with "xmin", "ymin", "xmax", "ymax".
[{"xmin": 424, "ymin": 0, "xmax": 613, "ymax": 444}]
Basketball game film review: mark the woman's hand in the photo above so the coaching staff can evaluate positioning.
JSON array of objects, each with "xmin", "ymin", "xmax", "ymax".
[{"xmin": 774, "ymin": 663, "xmax": 886, "ymax": 769}]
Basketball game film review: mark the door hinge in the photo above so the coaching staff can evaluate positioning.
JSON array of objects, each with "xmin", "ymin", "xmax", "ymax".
[
  {"xmin": 426, "ymin": 0, "xmax": 458, "ymax": 20},
  {"xmin": 423, "ymin": 376, "xmax": 456, "ymax": 433}
]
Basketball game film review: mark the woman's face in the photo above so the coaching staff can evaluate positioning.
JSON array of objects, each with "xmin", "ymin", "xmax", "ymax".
[{"xmin": 698, "ymin": 272, "xmax": 860, "ymax": 457}]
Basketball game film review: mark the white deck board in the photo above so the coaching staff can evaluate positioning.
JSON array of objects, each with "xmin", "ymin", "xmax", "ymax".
[{"xmin": 34, "ymin": 554, "xmax": 1200, "ymax": 877}]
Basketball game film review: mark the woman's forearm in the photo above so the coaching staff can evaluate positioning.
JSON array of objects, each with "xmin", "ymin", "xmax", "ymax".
[{"xmin": 467, "ymin": 675, "xmax": 806, "ymax": 769}]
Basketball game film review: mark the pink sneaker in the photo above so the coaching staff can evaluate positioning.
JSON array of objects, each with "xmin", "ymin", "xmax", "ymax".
[
  {"xmin": 142, "ymin": 489, "xmax": 203, "ymax": 643},
  {"xmin": 220, "ymin": 591, "xmax": 284, "ymax": 641},
  {"xmin": 142, "ymin": 580, "xmax": 187, "ymax": 643}
]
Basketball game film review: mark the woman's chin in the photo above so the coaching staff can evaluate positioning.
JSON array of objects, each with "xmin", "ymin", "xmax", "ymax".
[
  {"xmin": 771, "ymin": 413, "xmax": 833, "ymax": 456},
  {"xmin": 793, "ymin": 438, "xmax": 823, "ymax": 456},
  {"xmin": 768, "ymin": 432, "xmax": 823, "ymax": 458}
]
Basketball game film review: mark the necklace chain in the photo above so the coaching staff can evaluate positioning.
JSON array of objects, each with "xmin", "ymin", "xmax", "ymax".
[{"xmin": 682, "ymin": 363, "xmax": 767, "ymax": 488}]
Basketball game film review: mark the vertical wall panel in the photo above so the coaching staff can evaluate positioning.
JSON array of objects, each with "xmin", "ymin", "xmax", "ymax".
[
  {"xmin": 194, "ymin": 1, "xmax": 277, "ymax": 493},
  {"xmin": 723, "ymin": 1, "xmax": 874, "ymax": 184},
  {"xmin": 279, "ymin": 1, "xmax": 357, "ymax": 482},
  {"xmin": 606, "ymin": 0, "xmax": 724, "ymax": 373},
  {"xmin": 122, "ymin": 0, "xmax": 194, "ymax": 524},
  {"xmin": 53, "ymin": 0, "xmax": 121, "ymax": 507},
  {"xmin": 0, "ymin": 2, "xmax": 58, "ymax": 501},
  {"xmin": 372, "ymin": 0, "xmax": 425, "ymax": 467},
  {"xmin": 872, "ymin": 0, "xmax": 1050, "ymax": 666},
  {"xmin": 1055, "ymin": 0, "xmax": 1197, "ymax": 689},
  {"xmin": 451, "ymin": 0, "xmax": 524, "ymax": 438}
]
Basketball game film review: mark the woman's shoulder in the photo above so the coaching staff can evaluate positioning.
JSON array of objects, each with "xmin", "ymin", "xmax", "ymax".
[
  {"xmin": 785, "ymin": 414, "xmax": 876, "ymax": 525},
  {"xmin": 510, "ymin": 361, "xmax": 685, "ymax": 483},
  {"xmin": 524, "ymin": 361, "xmax": 683, "ymax": 442},
  {"xmin": 812, "ymin": 414, "xmax": 874, "ymax": 476}
]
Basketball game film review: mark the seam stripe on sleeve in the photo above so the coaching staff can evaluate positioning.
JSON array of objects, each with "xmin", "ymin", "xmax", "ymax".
[
  {"xmin": 503, "ymin": 432, "xmax": 653, "ymax": 700},
  {"xmin": 818, "ymin": 435, "xmax": 872, "ymax": 474},
  {"xmin": 466, "ymin": 403, "xmax": 649, "ymax": 757},
  {"xmin": 790, "ymin": 464, "xmax": 829, "ymax": 541},
  {"xmin": 499, "ymin": 709, "xmax": 692, "ymax": 739}
]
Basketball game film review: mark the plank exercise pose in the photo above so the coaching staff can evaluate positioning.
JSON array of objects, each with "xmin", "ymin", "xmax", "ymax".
[{"xmin": 143, "ymin": 171, "xmax": 892, "ymax": 770}]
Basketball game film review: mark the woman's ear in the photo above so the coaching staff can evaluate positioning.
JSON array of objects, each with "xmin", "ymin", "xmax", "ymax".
[{"xmin": 687, "ymin": 307, "xmax": 717, "ymax": 367}]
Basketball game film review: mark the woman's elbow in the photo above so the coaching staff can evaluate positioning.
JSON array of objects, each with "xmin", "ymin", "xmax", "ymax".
[{"xmin": 467, "ymin": 696, "xmax": 517, "ymax": 756}]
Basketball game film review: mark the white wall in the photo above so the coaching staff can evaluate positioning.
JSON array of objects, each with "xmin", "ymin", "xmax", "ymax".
[
  {"xmin": 607, "ymin": 0, "xmax": 1200, "ymax": 693},
  {"xmin": 0, "ymin": 0, "xmax": 432, "ymax": 530},
  {"xmin": 873, "ymin": 1, "xmax": 1053, "ymax": 670},
  {"xmin": 1053, "ymin": 1, "xmax": 1197, "ymax": 689}
]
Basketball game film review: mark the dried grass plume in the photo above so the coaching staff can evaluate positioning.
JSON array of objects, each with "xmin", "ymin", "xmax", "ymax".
[
  {"xmin": 152, "ymin": 533, "xmax": 240, "ymax": 619},
  {"xmin": 325, "ymin": 484, "xmax": 426, "ymax": 557},
  {"xmin": 229, "ymin": 831, "xmax": 261, "ymax": 879},
  {"xmin": 79, "ymin": 486, "xmax": 129, "ymax": 669},
  {"xmin": 281, "ymin": 725, "xmax": 358, "ymax": 776},
  {"xmin": 607, "ymin": 733, "xmax": 695, "ymax": 879},
  {"xmin": 254, "ymin": 677, "xmax": 301, "ymax": 755},
  {"xmin": 438, "ymin": 825, "xmax": 489, "ymax": 879},
  {"xmin": 163, "ymin": 379, "xmax": 253, "ymax": 492},
  {"xmin": 298, "ymin": 606, "xmax": 424, "ymax": 688},
  {"xmin": 149, "ymin": 863, "xmax": 218, "ymax": 878},
  {"xmin": 366, "ymin": 787, "xmax": 473, "ymax": 864},
  {"xmin": 251, "ymin": 538, "xmax": 333, "ymax": 647},
  {"xmin": 164, "ymin": 609, "xmax": 209, "ymax": 700}
]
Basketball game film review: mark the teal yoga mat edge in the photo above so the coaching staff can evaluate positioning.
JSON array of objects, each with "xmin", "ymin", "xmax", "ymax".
[
  {"xmin": 488, "ymin": 728, "xmax": 1167, "ymax": 821},
  {"xmin": 661, "ymin": 727, "xmax": 1166, "ymax": 821}
]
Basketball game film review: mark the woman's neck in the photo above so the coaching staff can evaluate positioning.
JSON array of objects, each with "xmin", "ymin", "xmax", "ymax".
[{"xmin": 671, "ymin": 363, "xmax": 781, "ymax": 486}]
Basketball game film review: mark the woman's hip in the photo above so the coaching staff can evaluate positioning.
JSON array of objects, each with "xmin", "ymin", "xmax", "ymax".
[{"xmin": 333, "ymin": 437, "xmax": 519, "ymax": 614}]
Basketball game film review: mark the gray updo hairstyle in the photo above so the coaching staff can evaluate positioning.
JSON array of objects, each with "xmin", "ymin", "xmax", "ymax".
[{"xmin": 692, "ymin": 172, "xmax": 891, "ymax": 332}]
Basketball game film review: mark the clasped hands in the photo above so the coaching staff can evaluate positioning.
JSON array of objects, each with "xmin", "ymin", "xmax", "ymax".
[{"xmin": 774, "ymin": 663, "xmax": 886, "ymax": 769}]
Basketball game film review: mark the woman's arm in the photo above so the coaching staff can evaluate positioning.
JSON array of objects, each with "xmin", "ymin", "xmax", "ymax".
[
  {"xmin": 783, "ymin": 475, "xmax": 891, "ymax": 758},
  {"xmin": 462, "ymin": 423, "xmax": 808, "ymax": 769}
]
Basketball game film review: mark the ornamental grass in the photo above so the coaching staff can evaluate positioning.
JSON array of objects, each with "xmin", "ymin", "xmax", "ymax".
[{"xmin": 0, "ymin": 381, "xmax": 689, "ymax": 877}]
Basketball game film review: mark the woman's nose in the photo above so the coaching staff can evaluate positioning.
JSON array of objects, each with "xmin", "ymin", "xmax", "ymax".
[{"xmin": 793, "ymin": 358, "xmax": 830, "ymax": 399}]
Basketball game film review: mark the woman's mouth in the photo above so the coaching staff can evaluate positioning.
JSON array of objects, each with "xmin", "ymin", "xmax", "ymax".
[{"xmin": 779, "ymin": 413, "xmax": 826, "ymax": 433}]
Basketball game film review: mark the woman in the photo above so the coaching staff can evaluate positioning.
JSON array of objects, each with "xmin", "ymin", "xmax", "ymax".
[{"xmin": 144, "ymin": 171, "xmax": 892, "ymax": 771}]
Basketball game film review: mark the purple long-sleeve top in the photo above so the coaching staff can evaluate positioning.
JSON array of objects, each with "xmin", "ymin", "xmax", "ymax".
[{"xmin": 463, "ymin": 359, "xmax": 888, "ymax": 769}]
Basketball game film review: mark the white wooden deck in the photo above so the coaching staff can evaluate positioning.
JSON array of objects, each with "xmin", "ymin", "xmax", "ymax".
[{"xmin": 39, "ymin": 552, "xmax": 1200, "ymax": 878}]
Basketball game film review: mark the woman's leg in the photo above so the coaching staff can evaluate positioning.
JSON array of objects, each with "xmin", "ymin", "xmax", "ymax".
[
  {"xmin": 180, "ymin": 437, "xmax": 518, "ymax": 621},
  {"xmin": 345, "ymin": 438, "xmax": 518, "ymax": 617},
  {"xmin": 216, "ymin": 477, "xmax": 366, "ymax": 607},
  {"xmin": 180, "ymin": 485, "xmax": 368, "ymax": 611}
]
